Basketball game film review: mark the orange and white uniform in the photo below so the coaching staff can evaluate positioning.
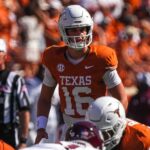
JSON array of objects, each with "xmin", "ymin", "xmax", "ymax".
[
  {"xmin": 42, "ymin": 45, "xmax": 121, "ymax": 126},
  {"xmin": 117, "ymin": 119, "xmax": 150, "ymax": 150}
]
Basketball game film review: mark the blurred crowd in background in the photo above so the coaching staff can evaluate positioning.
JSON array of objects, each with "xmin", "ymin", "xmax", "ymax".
[{"xmin": 0, "ymin": 0, "xmax": 150, "ymax": 147}]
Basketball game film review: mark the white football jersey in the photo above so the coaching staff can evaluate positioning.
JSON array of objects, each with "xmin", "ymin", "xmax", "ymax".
[{"xmin": 21, "ymin": 139, "xmax": 98, "ymax": 150}]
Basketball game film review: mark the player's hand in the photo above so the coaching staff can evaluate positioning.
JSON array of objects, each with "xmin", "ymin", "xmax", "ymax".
[{"xmin": 35, "ymin": 128, "xmax": 48, "ymax": 144}]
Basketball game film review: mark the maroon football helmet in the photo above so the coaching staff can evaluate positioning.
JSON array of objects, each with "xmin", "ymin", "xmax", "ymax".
[{"xmin": 65, "ymin": 121, "xmax": 104, "ymax": 149}]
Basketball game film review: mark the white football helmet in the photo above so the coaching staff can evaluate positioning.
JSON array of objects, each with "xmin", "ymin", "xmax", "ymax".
[
  {"xmin": 85, "ymin": 96, "xmax": 127, "ymax": 150},
  {"xmin": 58, "ymin": 5, "xmax": 93, "ymax": 50}
]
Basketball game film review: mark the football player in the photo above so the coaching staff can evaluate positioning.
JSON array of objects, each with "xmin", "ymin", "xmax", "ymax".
[
  {"xmin": 35, "ymin": 5, "xmax": 128, "ymax": 143},
  {"xmin": 21, "ymin": 121, "xmax": 105, "ymax": 150},
  {"xmin": 86, "ymin": 96, "xmax": 150, "ymax": 150}
]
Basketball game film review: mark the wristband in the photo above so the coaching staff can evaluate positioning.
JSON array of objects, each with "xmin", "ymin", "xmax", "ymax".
[{"xmin": 37, "ymin": 116, "xmax": 48, "ymax": 130}]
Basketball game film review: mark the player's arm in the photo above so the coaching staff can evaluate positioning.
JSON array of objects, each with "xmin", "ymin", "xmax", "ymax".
[
  {"xmin": 35, "ymin": 66, "xmax": 57, "ymax": 144},
  {"xmin": 109, "ymin": 82, "xmax": 128, "ymax": 111},
  {"xmin": 103, "ymin": 69, "xmax": 128, "ymax": 110},
  {"xmin": 15, "ymin": 76, "xmax": 30, "ymax": 148},
  {"xmin": 18, "ymin": 110, "xmax": 30, "ymax": 149}
]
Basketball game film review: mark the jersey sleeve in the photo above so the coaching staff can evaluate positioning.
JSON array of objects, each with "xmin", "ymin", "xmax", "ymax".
[
  {"xmin": 43, "ymin": 66, "xmax": 57, "ymax": 87},
  {"xmin": 102, "ymin": 46, "xmax": 118, "ymax": 70},
  {"xmin": 90, "ymin": 45, "xmax": 118, "ymax": 70},
  {"xmin": 103, "ymin": 69, "xmax": 121, "ymax": 89},
  {"xmin": 42, "ymin": 45, "xmax": 62, "ymax": 81},
  {"xmin": 93, "ymin": 45, "xmax": 118, "ymax": 70},
  {"xmin": 42, "ymin": 47, "xmax": 52, "ymax": 67},
  {"xmin": 42, "ymin": 46, "xmax": 59, "ymax": 68}
]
